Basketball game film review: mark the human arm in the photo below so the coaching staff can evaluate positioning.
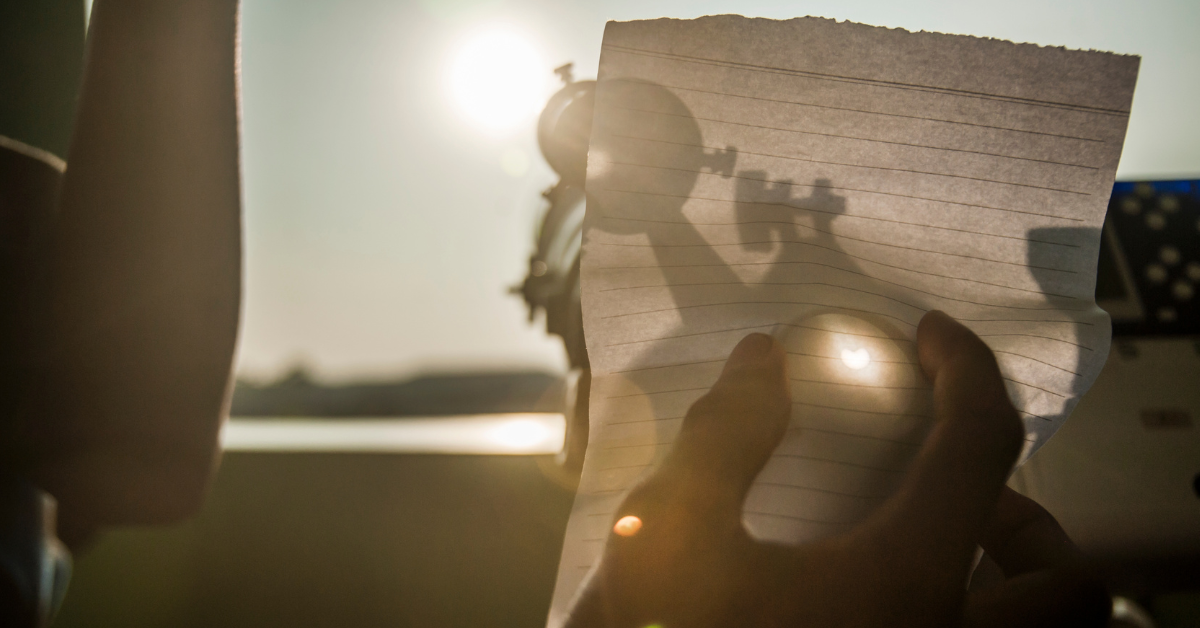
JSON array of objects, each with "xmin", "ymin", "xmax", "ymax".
[{"xmin": 31, "ymin": 0, "xmax": 242, "ymax": 545}]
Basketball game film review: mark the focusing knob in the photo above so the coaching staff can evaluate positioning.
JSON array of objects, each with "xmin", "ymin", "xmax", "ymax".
[{"xmin": 537, "ymin": 70, "xmax": 595, "ymax": 187}]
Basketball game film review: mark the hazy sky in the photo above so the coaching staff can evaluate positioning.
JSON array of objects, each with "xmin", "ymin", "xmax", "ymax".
[{"xmin": 233, "ymin": 0, "xmax": 1200, "ymax": 381}]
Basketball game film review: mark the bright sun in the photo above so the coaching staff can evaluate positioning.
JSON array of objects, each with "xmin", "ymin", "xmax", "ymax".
[{"xmin": 448, "ymin": 29, "xmax": 548, "ymax": 134}]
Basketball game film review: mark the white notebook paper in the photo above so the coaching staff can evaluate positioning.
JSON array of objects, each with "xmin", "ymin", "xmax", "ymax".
[{"xmin": 547, "ymin": 16, "xmax": 1138, "ymax": 626}]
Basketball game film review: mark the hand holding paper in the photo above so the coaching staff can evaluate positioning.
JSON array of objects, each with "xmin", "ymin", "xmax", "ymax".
[
  {"xmin": 549, "ymin": 16, "xmax": 1136, "ymax": 625},
  {"xmin": 564, "ymin": 314, "xmax": 1109, "ymax": 628}
]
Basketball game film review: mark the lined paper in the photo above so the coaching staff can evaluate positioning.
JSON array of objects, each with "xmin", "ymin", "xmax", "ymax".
[{"xmin": 547, "ymin": 17, "xmax": 1137, "ymax": 625}]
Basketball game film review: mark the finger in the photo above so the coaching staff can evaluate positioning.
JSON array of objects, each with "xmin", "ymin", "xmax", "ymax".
[
  {"xmin": 964, "ymin": 568, "xmax": 1111, "ymax": 628},
  {"xmin": 641, "ymin": 333, "xmax": 791, "ymax": 518},
  {"xmin": 882, "ymin": 311, "xmax": 1025, "ymax": 568},
  {"xmin": 980, "ymin": 487, "xmax": 1079, "ymax": 577}
]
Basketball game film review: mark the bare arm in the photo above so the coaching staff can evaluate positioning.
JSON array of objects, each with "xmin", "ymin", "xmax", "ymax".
[{"xmin": 33, "ymin": 0, "xmax": 242, "ymax": 544}]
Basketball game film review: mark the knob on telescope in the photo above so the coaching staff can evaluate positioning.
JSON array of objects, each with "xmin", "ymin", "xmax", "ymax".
[{"xmin": 537, "ymin": 63, "xmax": 595, "ymax": 188}]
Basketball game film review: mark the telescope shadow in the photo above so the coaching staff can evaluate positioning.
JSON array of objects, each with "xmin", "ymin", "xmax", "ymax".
[{"xmin": 586, "ymin": 80, "xmax": 929, "ymax": 539}]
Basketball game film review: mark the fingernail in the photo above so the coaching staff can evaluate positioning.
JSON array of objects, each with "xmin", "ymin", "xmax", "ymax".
[{"xmin": 727, "ymin": 333, "xmax": 774, "ymax": 369}]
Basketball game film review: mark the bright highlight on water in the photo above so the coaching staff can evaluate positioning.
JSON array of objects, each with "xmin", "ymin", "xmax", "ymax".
[{"xmin": 220, "ymin": 414, "xmax": 565, "ymax": 454}]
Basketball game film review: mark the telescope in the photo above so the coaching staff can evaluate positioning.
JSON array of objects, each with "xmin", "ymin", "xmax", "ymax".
[{"xmin": 512, "ymin": 64, "xmax": 595, "ymax": 475}]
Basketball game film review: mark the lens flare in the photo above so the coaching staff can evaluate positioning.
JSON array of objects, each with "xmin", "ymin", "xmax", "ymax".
[
  {"xmin": 613, "ymin": 515, "xmax": 643, "ymax": 537},
  {"xmin": 841, "ymin": 347, "xmax": 871, "ymax": 370}
]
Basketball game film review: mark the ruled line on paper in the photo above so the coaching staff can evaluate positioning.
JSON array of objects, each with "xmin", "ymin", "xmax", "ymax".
[
  {"xmin": 598, "ymin": 381, "xmax": 935, "ymax": 404},
  {"xmin": 980, "ymin": 333, "xmax": 1094, "ymax": 350},
  {"xmin": 592, "ymin": 223, "xmax": 1076, "ymax": 275},
  {"xmin": 595, "ymin": 191, "xmax": 1087, "ymax": 246},
  {"xmin": 601, "ymin": 321, "xmax": 871, "ymax": 347},
  {"xmin": 601, "ymin": 43, "xmax": 1133, "ymax": 115},
  {"xmin": 992, "ymin": 350, "xmax": 1083, "ymax": 376},
  {"xmin": 596, "ymin": 279, "xmax": 1082, "ymax": 312},
  {"xmin": 600, "ymin": 321, "xmax": 1093, "ymax": 361},
  {"xmin": 597, "ymin": 300, "xmax": 922, "ymax": 326},
  {"xmin": 604, "ymin": 133, "xmax": 1094, "ymax": 195},
  {"xmin": 604, "ymin": 104, "xmax": 1103, "ymax": 171},
  {"xmin": 594, "ymin": 159, "xmax": 1091, "ymax": 222},
  {"xmin": 590, "ymin": 239, "xmax": 1075, "ymax": 293},
  {"xmin": 595, "ymin": 259, "xmax": 1084, "ymax": 301},
  {"xmin": 787, "ymin": 378, "xmax": 928, "ymax": 391},
  {"xmin": 612, "ymin": 359, "xmax": 727, "ymax": 375},
  {"xmin": 597, "ymin": 371, "xmax": 1073, "ymax": 408},
  {"xmin": 602, "ymin": 328, "xmax": 1091, "ymax": 373},
  {"xmin": 605, "ymin": 387, "xmax": 710, "ymax": 399},
  {"xmin": 597, "ymin": 211, "xmax": 1078, "ymax": 252},
  {"xmin": 597, "ymin": 299, "xmax": 1088, "ymax": 327},
  {"xmin": 590, "ymin": 278, "xmax": 1050, "ymax": 318},
  {"xmin": 611, "ymin": 80, "xmax": 1108, "ymax": 142},
  {"xmin": 1002, "ymin": 378, "xmax": 1069, "ymax": 398},
  {"xmin": 784, "ymin": 350, "xmax": 919, "ymax": 366},
  {"xmin": 955, "ymin": 317, "xmax": 1094, "ymax": 327}
]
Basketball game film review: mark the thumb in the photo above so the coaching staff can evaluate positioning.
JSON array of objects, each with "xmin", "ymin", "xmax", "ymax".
[{"xmin": 652, "ymin": 333, "xmax": 792, "ymax": 516}]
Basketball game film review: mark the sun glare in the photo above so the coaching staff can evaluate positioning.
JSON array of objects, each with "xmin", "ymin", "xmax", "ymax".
[{"xmin": 448, "ymin": 28, "xmax": 548, "ymax": 134}]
